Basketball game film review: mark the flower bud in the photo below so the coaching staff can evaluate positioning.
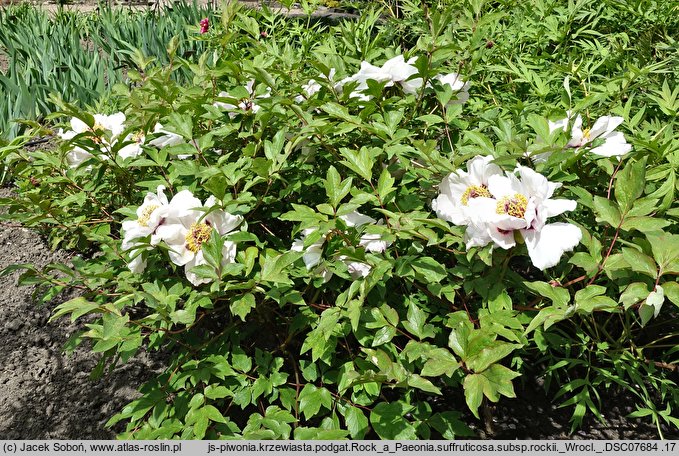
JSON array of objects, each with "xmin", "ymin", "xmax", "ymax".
[{"xmin": 199, "ymin": 18, "xmax": 209, "ymax": 34}]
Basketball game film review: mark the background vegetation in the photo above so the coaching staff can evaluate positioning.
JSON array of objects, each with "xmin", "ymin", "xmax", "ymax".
[{"xmin": 1, "ymin": 0, "xmax": 678, "ymax": 439}]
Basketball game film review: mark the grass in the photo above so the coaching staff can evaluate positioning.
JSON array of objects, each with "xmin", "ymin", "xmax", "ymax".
[{"xmin": 0, "ymin": 1, "xmax": 218, "ymax": 140}]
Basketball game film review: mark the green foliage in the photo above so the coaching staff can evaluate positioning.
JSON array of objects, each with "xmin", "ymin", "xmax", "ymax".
[{"xmin": 1, "ymin": 0, "xmax": 679, "ymax": 440}]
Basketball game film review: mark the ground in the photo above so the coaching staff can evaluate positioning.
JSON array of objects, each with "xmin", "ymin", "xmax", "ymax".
[{"xmin": 0, "ymin": 188, "xmax": 165, "ymax": 439}]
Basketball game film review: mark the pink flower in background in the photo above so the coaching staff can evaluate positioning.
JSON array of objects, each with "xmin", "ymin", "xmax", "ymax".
[{"xmin": 199, "ymin": 18, "xmax": 209, "ymax": 34}]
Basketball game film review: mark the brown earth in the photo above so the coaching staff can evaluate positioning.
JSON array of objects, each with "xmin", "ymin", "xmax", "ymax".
[{"xmin": 0, "ymin": 187, "xmax": 166, "ymax": 439}]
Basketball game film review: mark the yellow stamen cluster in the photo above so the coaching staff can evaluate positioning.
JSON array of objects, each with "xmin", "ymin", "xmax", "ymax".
[
  {"xmin": 91, "ymin": 121, "xmax": 105, "ymax": 133},
  {"xmin": 132, "ymin": 131, "xmax": 145, "ymax": 143},
  {"xmin": 461, "ymin": 185, "xmax": 492, "ymax": 206},
  {"xmin": 137, "ymin": 204, "xmax": 159, "ymax": 227},
  {"xmin": 87, "ymin": 122, "xmax": 106, "ymax": 144},
  {"xmin": 496, "ymin": 193, "xmax": 528, "ymax": 218},
  {"xmin": 582, "ymin": 128, "xmax": 591, "ymax": 140},
  {"xmin": 185, "ymin": 222, "xmax": 212, "ymax": 253}
]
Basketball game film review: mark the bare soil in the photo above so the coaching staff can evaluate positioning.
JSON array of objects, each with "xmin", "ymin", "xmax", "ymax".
[{"xmin": 0, "ymin": 188, "xmax": 165, "ymax": 439}]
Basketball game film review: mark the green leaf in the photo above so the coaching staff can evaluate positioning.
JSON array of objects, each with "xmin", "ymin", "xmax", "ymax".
[
  {"xmin": 280, "ymin": 204, "xmax": 327, "ymax": 225},
  {"xmin": 465, "ymin": 341, "xmax": 520, "ymax": 373},
  {"xmin": 321, "ymin": 102, "xmax": 360, "ymax": 124},
  {"xmin": 463, "ymin": 364, "xmax": 520, "ymax": 419},
  {"xmin": 377, "ymin": 167, "xmax": 395, "ymax": 201},
  {"xmin": 523, "ymin": 281, "xmax": 571, "ymax": 307},
  {"xmin": 259, "ymin": 250, "xmax": 301, "ymax": 284},
  {"xmin": 574, "ymin": 285, "xmax": 618, "ymax": 313},
  {"xmin": 298, "ymin": 384, "xmax": 332, "ymax": 421},
  {"xmin": 50, "ymin": 297, "xmax": 101, "ymax": 323},
  {"xmin": 371, "ymin": 326, "xmax": 396, "ymax": 347},
  {"xmin": 293, "ymin": 427, "xmax": 349, "ymax": 440},
  {"xmin": 407, "ymin": 374, "xmax": 441, "ymax": 394},
  {"xmin": 339, "ymin": 147, "xmax": 376, "ymax": 182},
  {"xmin": 325, "ymin": 166, "xmax": 352, "ymax": 208},
  {"xmin": 619, "ymin": 282, "xmax": 650, "ymax": 309},
  {"xmin": 621, "ymin": 247, "xmax": 657, "ymax": 278},
  {"xmin": 614, "ymin": 157, "xmax": 646, "ymax": 213},
  {"xmin": 620, "ymin": 216, "xmax": 670, "ymax": 233},
  {"xmin": 448, "ymin": 322, "xmax": 471, "ymax": 358},
  {"xmin": 429, "ymin": 412, "xmax": 475, "ymax": 439},
  {"xmin": 525, "ymin": 306, "xmax": 572, "ymax": 334},
  {"xmin": 593, "ymin": 196, "xmax": 622, "ymax": 227},
  {"xmin": 662, "ymin": 281, "xmax": 679, "ymax": 307},
  {"xmin": 344, "ymin": 406, "xmax": 369, "ymax": 439},
  {"xmin": 411, "ymin": 257, "xmax": 447, "ymax": 283},
  {"xmin": 463, "ymin": 374, "xmax": 484, "ymax": 419},
  {"xmin": 481, "ymin": 364, "xmax": 520, "ymax": 399},
  {"xmin": 205, "ymin": 385, "xmax": 231, "ymax": 400},
  {"xmin": 230, "ymin": 293, "xmax": 256, "ymax": 321},
  {"xmin": 402, "ymin": 301, "xmax": 428, "ymax": 339},
  {"xmin": 166, "ymin": 112, "xmax": 194, "ymax": 140},
  {"xmin": 316, "ymin": 307, "xmax": 342, "ymax": 340},
  {"xmin": 421, "ymin": 348, "xmax": 459, "ymax": 377},
  {"xmin": 370, "ymin": 402, "xmax": 417, "ymax": 439},
  {"xmin": 647, "ymin": 232, "xmax": 679, "ymax": 270}
]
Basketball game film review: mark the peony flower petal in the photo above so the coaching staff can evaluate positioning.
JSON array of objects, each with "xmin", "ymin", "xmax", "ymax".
[
  {"xmin": 303, "ymin": 243, "xmax": 324, "ymax": 269},
  {"xmin": 222, "ymin": 241, "xmax": 238, "ymax": 264},
  {"xmin": 590, "ymin": 132, "xmax": 632, "ymax": 157},
  {"xmin": 345, "ymin": 261, "xmax": 371, "ymax": 279},
  {"xmin": 168, "ymin": 242, "xmax": 195, "ymax": 267},
  {"xmin": 542, "ymin": 198, "xmax": 577, "ymax": 218},
  {"xmin": 567, "ymin": 115, "xmax": 585, "ymax": 147},
  {"xmin": 70, "ymin": 117, "xmax": 89, "ymax": 133},
  {"xmin": 359, "ymin": 233, "xmax": 389, "ymax": 253},
  {"xmin": 487, "ymin": 174, "xmax": 514, "ymax": 198},
  {"xmin": 589, "ymin": 115, "xmax": 624, "ymax": 139},
  {"xmin": 127, "ymin": 249, "xmax": 147, "ymax": 274},
  {"xmin": 522, "ymin": 222, "xmax": 582, "ymax": 270},
  {"xmin": 432, "ymin": 192, "xmax": 468, "ymax": 225},
  {"xmin": 209, "ymin": 211, "xmax": 243, "ymax": 236},
  {"xmin": 340, "ymin": 211, "xmax": 376, "ymax": 227}
]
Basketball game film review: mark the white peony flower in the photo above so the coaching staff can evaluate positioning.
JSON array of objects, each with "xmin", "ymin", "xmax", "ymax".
[
  {"xmin": 293, "ymin": 69, "xmax": 337, "ymax": 103},
  {"xmin": 148, "ymin": 123, "xmax": 185, "ymax": 149},
  {"xmin": 290, "ymin": 210, "xmax": 391, "ymax": 281},
  {"xmin": 118, "ymin": 131, "xmax": 146, "ymax": 160},
  {"xmin": 567, "ymin": 115, "xmax": 632, "ymax": 157},
  {"xmin": 548, "ymin": 111, "xmax": 573, "ymax": 134},
  {"xmin": 341, "ymin": 256, "xmax": 372, "ymax": 279},
  {"xmin": 214, "ymin": 79, "xmax": 271, "ymax": 117},
  {"xmin": 121, "ymin": 185, "xmax": 170, "ymax": 273},
  {"xmin": 431, "ymin": 155, "xmax": 503, "ymax": 226},
  {"xmin": 291, "ymin": 228, "xmax": 326, "ymax": 271},
  {"xmin": 434, "ymin": 159, "xmax": 582, "ymax": 270},
  {"xmin": 155, "ymin": 191, "xmax": 243, "ymax": 286},
  {"xmin": 434, "ymin": 73, "xmax": 470, "ymax": 104},
  {"xmin": 58, "ymin": 112, "xmax": 126, "ymax": 167},
  {"xmin": 336, "ymin": 56, "xmax": 419, "ymax": 99},
  {"xmin": 382, "ymin": 55, "xmax": 420, "ymax": 94},
  {"xmin": 147, "ymin": 123, "xmax": 192, "ymax": 159},
  {"xmin": 340, "ymin": 210, "xmax": 392, "ymax": 253},
  {"xmin": 468, "ymin": 166, "xmax": 581, "ymax": 269}
]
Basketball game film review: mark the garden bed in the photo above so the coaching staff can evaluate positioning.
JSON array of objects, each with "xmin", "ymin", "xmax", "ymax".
[{"xmin": 0, "ymin": 188, "xmax": 167, "ymax": 439}]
